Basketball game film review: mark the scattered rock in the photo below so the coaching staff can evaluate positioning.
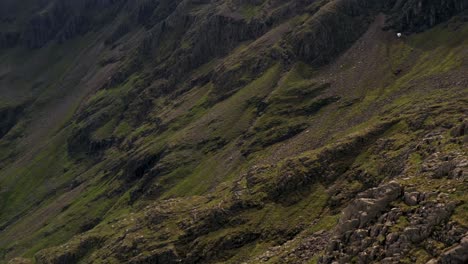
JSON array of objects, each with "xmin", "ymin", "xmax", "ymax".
[
  {"xmin": 437, "ymin": 234, "xmax": 468, "ymax": 264},
  {"xmin": 404, "ymin": 191, "xmax": 421, "ymax": 206}
]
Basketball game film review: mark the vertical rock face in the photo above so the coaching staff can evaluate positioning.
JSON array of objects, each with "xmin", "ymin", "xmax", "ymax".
[
  {"xmin": 0, "ymin": 32, "xmax": 19, "ymax": 49},
  {"xmin": 0, "ymin": 105, "xmax": 23, "ymax": 140},
  {"xmin": 385, "ymin": 0, "xmax": 468, "ymax": 32},
  {"xmin": 0, "ymin": 0, "xmax": 123, "ymax": 49},
  {"xmin": 22, "ymin": 8, "xmax": 70, "ymax": 49},
  {"xmin": 290, "ymin": 0, "xmax": 384, "ymax": 65},
  {"xmin": 1, "ymin": 0, "xmax": 465, "ymax": 50},
  {"xmin": 289, "ymin": 0, "xmax": 468, "ymax": 65}
]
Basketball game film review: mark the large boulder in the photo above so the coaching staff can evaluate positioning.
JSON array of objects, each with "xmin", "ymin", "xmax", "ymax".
[
  {"xmin": 337, "ymin": 181, "xmax": 403, "ymax": 234},
  {"xmin": 437, "ymin": 234, "xmax": 468, "ymax": 264}
]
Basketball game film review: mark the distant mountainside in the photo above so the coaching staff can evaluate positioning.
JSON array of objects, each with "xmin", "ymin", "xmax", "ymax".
[{"xmin": 0, "ymin": 0, "xmax": 467, "ymax": 263}]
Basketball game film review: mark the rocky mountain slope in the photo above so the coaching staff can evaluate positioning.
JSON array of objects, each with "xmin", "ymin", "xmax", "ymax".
[{"xmin": 0, "ymin": 0, "xmax": 467, "ymax": 263}]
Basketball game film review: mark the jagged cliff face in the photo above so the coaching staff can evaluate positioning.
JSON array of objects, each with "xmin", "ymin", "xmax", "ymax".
[{"xmin": 0, "ymin": 0, "xmax": 467, "ymax": 263}]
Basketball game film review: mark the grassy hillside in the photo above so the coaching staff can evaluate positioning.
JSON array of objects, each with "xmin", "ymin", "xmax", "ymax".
[{"xmin": 0, "ymin": 0, "xmax": 467, "ymax": 263}]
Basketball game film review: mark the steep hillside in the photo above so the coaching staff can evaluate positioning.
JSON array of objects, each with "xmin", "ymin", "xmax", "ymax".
[{"xmin": 0, "ymin": 0, "xmax": 467, "ymax": 263}]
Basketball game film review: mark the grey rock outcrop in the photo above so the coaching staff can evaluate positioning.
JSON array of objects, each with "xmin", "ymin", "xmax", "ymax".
[
  {"xmin": 320, "ymin": 181, "xmax": 465, "ymax": 264},
  {"xmin": 337, "ymin": 181, "xmax": 403, "ymax": 234},
  {"xmin": 439, "ymin": 234, "xmax": 468, "ymax": 264}
]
